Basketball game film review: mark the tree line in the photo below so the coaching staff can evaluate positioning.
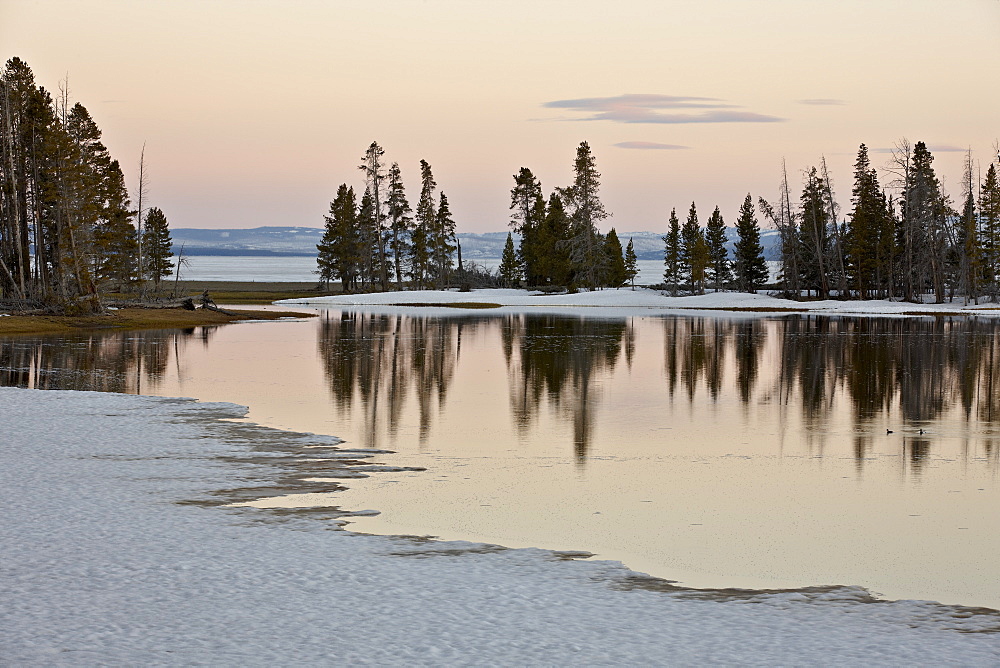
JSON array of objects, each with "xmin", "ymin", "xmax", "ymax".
[
  {"xmin": 763, "ymin": 142, "xmax": 1000, "ymax": 303},
  {"xmin": 320, "ymin": 140, "xmax": 643, "ymax": 292},
  {"xmin": 318, "ymin": 142, "xmax": 458, "ymax": 292},
  {"xmin": 0, "ymin": 57, "xmax": 174, "ymax": 312}
]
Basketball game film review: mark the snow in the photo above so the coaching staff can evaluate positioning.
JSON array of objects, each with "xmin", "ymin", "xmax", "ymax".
[
  {"xmin": 2, "ymin": 387, "xmax": 999, "ymax": 665},
  {"xmin": 276, "ymin": 287, "xmax": 1000, "ymax": 317}
]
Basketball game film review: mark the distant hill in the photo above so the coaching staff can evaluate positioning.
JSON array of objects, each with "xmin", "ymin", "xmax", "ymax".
[{"xmin": 171, "ymin": 226, "xmax": 781, "ymax": 260}]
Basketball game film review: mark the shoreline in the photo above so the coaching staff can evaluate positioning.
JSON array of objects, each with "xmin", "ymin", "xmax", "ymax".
[
  {"xmin": 0, "ymin": 306, "xmax": 316, "ymax": 336},
  {"xmin": 275, "ymin": 286, "xmax": 1000, "ymax": 317}
]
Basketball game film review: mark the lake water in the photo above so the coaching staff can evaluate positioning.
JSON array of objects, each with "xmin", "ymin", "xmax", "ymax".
[
  {"xmin": 179, "ymin": 255, "xmax": 679, "ymax": 285},
  {"xmin": 4, "ymin": 309, "xmax": 999, "ymax": 608}
]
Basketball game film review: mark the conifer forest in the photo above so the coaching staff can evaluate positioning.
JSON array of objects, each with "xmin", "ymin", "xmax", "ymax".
[
  {"xmin": 0, "ymin": 58, "xmax": 173, "ymax": 312},
  {"xmin": 320, "ymin": 136, "xmax": 1000, "ymax": 303}
]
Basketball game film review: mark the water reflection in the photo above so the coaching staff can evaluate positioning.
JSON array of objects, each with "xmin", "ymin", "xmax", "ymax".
[
  {"xmin": 317, "ymin": 311, "xmax": 490, "ymax": 448},
  {"xmin": 0, "ymin": 327, "xmax": 217, "ymax": 393},
  {"xmin": 3, "ymin": 313, "xmax": 1000, "ymax": 474},
  {"xmin": 503, "ymin": 315, "xmax": 628, "ymax": 461}
]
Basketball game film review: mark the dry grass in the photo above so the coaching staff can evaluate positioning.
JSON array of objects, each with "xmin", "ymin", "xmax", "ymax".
[{"xmin": 104, "ymin": 280, "xmax": 341, "ymax": 305}]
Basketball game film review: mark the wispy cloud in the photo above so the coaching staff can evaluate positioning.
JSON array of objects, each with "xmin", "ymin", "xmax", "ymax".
[
  {"xmin": 798, "ymin": 98, "xmax": 846, "ymax": 106},
  {"xmin": 542, "ymin": 94, "xmax": 785, "ymax": 124},
  {"xmin": 871, "ymin": 144, "xmax": 968, "ymax": 154},
  {"xmin": 614, "ymin": 141, "xmax": 690, "ymax": 150}
]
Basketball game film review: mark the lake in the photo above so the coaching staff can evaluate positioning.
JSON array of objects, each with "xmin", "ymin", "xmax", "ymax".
[
  {"xmin": 178, "ymin": 255, "xmax": 690, "ymax": 285},
  {"xmin": 4, "ymin": 309, "xmax": 998, "ymax": 608}
]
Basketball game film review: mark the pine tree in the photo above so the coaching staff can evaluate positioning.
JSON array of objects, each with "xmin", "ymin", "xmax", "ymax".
[
  {"xmin": 317, "ymin": 184, "xmax": 360, "ymax": 291},
  {"xmin": 558, "ymin": 141, "xmax": 609, "ymax": 289},
  {"xmin": 509, "ymin": 167, "xmax": 545, "ymax": 285},
  {"xmin": 980, "ymin": 163, "xmax": 1000, "ymax": 296},
  {"xmin": 957, "ymin": 150, "xmax": 981, "ymax": 303},
  {"xmin": 662, "ymin": 208, "xmax": 681, "ymax": 296},
  {"xmin": 624, "ymin": 238, "xmax": 639, "ymax": 289},
  {"xmin": 733, "ymin": 194, "xmax": 768, "ymax": 293},
  {"xmin": 690, "ymin": 234, "xmax": 710, "ymax": 295},
  {"xmin": 357, "ymin": 187, "xmax": 379, "ymax": 288},
  {"xmin": 799, "ymin": 167, "xmax": 830, "ymax": 298},
  {"xmin": 499, "ymin": 232, "xmax": 521, "ymax": 287},
  {"xmin": 358, "ymin": 141, "xmax": 389, "ymax": 290},
  {"xmin": 141, "ymin": 207, "xmax": 173, "ymax": 290},
  {"xmin": 705, "ymin": 205, "xmax": 731, "ymax": 291},
  {"xmin": 93, "ymin": 159, "xmax": 138, "ymax": 288},
  {"xmin": 431, "ymin": 191, "xmax": 457, "ymax": 287},
  {"xmin": 385, "ymin": 162, "xmax": 412, "ymax": 290},
  {"xmin": 845, "ymin": 145, "xmax": 887, "ymax": 298},
  {"xmin": 897, "ymin": 141, "xmax": 948, "ymax": 302},
  {"xmin": 603, "ymin": 228, "xmax": 627, "ymax": 288},
  {"xmin": 538, "ymin": 192, "xmax": 572, "ymax": 286},
  {"xmin": 410, "ymin": 159, "xmax": 436, "ymax": 289},
  {"xmin": 680, "ymin": 201, "xmax": 703, "ymax": 292}
]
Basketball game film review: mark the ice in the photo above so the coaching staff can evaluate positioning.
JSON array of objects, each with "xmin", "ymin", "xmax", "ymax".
[
  {"xmin": 275, "ymin": 287, "xmax": 1000, "ymax": 317},
  {"xmin": 2, "ymin": 387, "xmax": 998, "ymax": 665}
]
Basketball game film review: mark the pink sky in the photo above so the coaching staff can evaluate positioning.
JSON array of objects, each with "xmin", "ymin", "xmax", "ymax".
[{"xmin": 3, "ymin": 0, "xmax": 998, "ymax": 232}]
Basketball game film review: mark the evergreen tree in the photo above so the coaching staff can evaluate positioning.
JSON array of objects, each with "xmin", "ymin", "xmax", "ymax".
[
  {"xmin": 538, "ymin": 192, "xmax": 572, "ymax": 286},
  {"xmin": 603, "ymin": 228, "xmax": 627, "ymax": 288},
  {"xmin": 558, "ymin": 141, "xmax": 609, "ymax": 289},
  {"xmin": 799, "ymin": 167, "xmax": 830, "ymax": 298},
  {"xmin": 899, "ymin": 141, "xmax": 946, "ymax": 302},
  {"xmin": 509, "ymin": 167, "xmax": 545, "ymax": 284},
  {"xmin": 359, "ymin": 188, "xmax": 383, "ymax": 288},
  {"xmin": 680, "ymin": 202, "xmax": 702, "ymax": 292},
  {"xmin": 499, "ymin": 232, "xmax": 521, "ymax": 287},
  {"xmin": 410, "ymin": 159, "xmax": 436, "ymax": 289},
  {"xmin": 385, "ymin": 162, "xmax": 412, "ymax": 290},
  {"xmin": 317, "ymin": 184, "xmax": 360, "ymax": 291},
  {"xmin": 141, "ymin": 207, "xmax": 173, "ymax": 290},
  {"xmin": 662, "ymin": 208, "xmax": 681, "ymax": 295},
  {"xmin": 358, "ymin": 141, "xmax": 389, "ymax": 290},
  {"xmin": 705, "ymin": 205, "xmax": 731, "ymax": 291},
  {"xmin": 431, "ymin": 191, "xmax": 457, "ymax": 287},
  {"xmin": 624, "ymin": 238, "xmax": 639, "ymax": 289},
  {"xmin": 959, "ymin": 187, "xmax": 980, "ymax": 303},
  {"xmin": 690, "ymin": 234, "xmax": 710, "ymax": 295},
  {"xmin": 93, "ymin": 159, "xmax": 138, "ymax": 288},
  {"xmin": 845, "ymin": 144, "xmax": 888, "ymax": 298},
  {"xmin": 733, "ymin": 194, "xmax": 768, "ymax": 293},
  {"xmin": 980, "ymin": 163, "xmax": 1000, "ymax": 295}
]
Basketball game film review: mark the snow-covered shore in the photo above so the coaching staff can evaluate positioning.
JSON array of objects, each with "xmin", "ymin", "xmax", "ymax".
[
  {"xmin": 2, "ymin": 387, "xmax": 999, "ymax": 665},
  {"xmin": 276, "ymin": 287, "xmax": 1000, "ymax": 317}
]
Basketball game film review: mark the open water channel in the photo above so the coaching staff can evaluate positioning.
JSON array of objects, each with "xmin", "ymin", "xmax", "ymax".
[{"xmin": 3, "ymin": 308, "xmax": 999, "ymax": 608}]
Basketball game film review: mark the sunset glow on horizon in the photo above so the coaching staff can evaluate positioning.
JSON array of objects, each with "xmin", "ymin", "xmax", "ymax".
[{"xmin": 3, "ymin": 0, "xmax": 997, "ymax": 232}]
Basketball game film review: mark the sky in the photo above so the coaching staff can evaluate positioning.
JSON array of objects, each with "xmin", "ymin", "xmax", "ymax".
[{"xmin": 2, "ymin": 0, "xmax": 998, "ymax": 233}]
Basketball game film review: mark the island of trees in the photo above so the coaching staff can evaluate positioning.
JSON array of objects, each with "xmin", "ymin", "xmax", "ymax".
[
  {"xmin": 319, "ymin": 138, "xmax": 1000, "ymax": 304},
  {"xmin": 0, "ymin": 57, "xmax": 174, "ymax": 313}
]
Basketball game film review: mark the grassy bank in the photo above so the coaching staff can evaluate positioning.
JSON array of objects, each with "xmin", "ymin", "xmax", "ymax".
[
  {"xmin": 0, "ymin": 281, "xmax": 328, "ymax": 335},
  {"xmin": 0, "ymin": 307, "xmax": 315, "ymax": 336},
  {"xmin": 151, "ymin": 281, "xmax": 340, "ymax": 305}
]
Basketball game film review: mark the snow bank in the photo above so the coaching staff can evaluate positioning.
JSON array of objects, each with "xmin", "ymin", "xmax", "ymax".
[
  {"xmin": 2, "ymin": 387, "xmax": 999, "ymax": 665},
  {"xmin": 276, "ymin": 288, "xmax": 1000, "ymax": 317}
]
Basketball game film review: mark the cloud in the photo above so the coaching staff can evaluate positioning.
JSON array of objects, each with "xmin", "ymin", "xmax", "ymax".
[
  {"xmin": 798, "ymin": 98, "xmax": 846, "ymax": 106},
  {"xmin": 543, "ymin": 94, "xmax": 785, "ymax": 124},
  {"xmin": 870, "ymin": 144, "xmax": 968, "ymax": 154},
  {"xmin": 614, "ymin": 141, "xmax": 690, "ymax": 150}
]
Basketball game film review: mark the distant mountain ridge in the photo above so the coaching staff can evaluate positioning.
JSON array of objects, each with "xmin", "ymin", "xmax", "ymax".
[{"xmin": 170, "ymin": 226, "xmax": 781, "ymax": 260}]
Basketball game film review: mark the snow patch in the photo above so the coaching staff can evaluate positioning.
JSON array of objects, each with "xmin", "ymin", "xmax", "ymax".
[{"xmin": 2, "ymin": 387, "xmax": 998, "ymax": 665}]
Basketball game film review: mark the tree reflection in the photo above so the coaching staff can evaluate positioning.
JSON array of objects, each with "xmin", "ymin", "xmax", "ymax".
[
  {"xmin": 316, "ymin": 311, "xmax": 487, "ymax": 449},
  {"xmin": 657, "ymin": 314, "xmax": 1000, "ymax": 473},
  {"xmin": 0, "ymin": 327, "xmax": 213, "ymax": 393},
  {"xmin": 503, "ymin": 315, "xmax": 628, "ymax": 461}
]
